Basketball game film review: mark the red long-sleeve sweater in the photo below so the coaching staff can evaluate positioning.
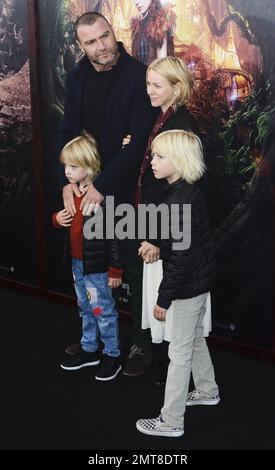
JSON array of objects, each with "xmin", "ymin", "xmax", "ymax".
[{"xmin": 52, "ymin": 196, "xmax": 123, "ymax": 279}]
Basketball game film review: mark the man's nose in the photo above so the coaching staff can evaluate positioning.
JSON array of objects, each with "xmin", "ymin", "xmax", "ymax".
[{"xmin": 97, "ymin": 39, "xmax": 106, "ymax": 49}]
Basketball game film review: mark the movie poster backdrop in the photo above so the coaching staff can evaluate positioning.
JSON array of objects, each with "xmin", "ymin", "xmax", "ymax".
[{"xmin": 36, "ymin": 0, "xmax": 275, "ymax": 347}]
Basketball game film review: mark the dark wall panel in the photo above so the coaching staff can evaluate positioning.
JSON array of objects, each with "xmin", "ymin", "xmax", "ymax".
[{"xmin": 0, "ymin": 0, "xmax": 37, "ymax": 284}]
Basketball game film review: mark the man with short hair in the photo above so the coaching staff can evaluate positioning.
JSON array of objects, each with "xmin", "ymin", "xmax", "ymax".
[{"xmin": 57, "ymin": 12, "xmax": 157, "ymax": 372}]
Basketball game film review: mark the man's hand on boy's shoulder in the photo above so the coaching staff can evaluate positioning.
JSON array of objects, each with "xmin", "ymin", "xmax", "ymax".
[
  {"xmin": 80, "ymin": 183, "xmax": 104, "ymax": 216},
  {"xmin": 153, "ymin": 304, "xmax": 167, "ymax": 322},
  {"xmin": 63, "ymin": 183, "xmax": 81, "ymax": 216}
]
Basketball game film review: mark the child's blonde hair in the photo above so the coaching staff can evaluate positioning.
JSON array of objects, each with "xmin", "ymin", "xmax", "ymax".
[
  {"xmin": 60, "ymin": 132, "xmax": 101, "ymax": 179},
  {"xmin": 147, "ymin": 56, "xmax": 194, "ymax": 106},
  {"xmin": 151, "ymin": 130, "xmax": 205, "ymax": 184}
]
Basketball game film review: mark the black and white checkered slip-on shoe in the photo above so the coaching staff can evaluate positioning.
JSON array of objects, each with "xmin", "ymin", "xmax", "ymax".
[
  {"xmin": 136, "ymin": 415, "xmax": 184, "ymax": 437},
  {"xmin": 186, "ymin": 389, "xmax": 220, "ymax": 406}
]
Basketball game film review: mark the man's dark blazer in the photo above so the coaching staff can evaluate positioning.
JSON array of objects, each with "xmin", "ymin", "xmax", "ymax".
[{"xmin": 57, "ymin": 42, "xmax": 158, "ymax": 203}]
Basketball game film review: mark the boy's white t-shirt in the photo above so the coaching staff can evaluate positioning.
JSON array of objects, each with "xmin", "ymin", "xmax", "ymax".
[{"xmin": 142, "ymin": 260, "xmax": 212, "ymax": 343}]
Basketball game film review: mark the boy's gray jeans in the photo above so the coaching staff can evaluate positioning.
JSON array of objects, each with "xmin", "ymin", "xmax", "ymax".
[{"xmin": 161, "ymin": 292, "xmax": 219, "ymax": 428}]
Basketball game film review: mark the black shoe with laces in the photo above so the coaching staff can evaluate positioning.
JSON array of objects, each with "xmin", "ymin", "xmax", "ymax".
[
  {"xmin": 95, "ymin": 355, "xmax": 122, "ymax": 381},
  {"xmin": 60, "ymin": 350, "xmax": 100, "ymax": 370},
  {"xmin": 65, "ymin": 342, "xmax": 82, "ymax": 355},
  {"xmin": 122, "ymin": 345, "xmax": 153, "ymax": 376}
]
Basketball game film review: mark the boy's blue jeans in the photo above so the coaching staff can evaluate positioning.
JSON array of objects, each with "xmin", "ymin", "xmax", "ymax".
[{"xmin": 72, "ymin": 258, "xmax": 120, "ymax": 357}]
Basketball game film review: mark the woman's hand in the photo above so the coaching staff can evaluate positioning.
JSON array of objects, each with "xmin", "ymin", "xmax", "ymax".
[
  {"xmin": 122, "ymin": 134, "xmax": 132, "ymax": 147},
  {"xmin": 56, "ymin": 209, "xmax": 73, "ymax": 227},
  {"xmin": 138, "ymin": 241, "xmax": 160, "ymax": 263}
]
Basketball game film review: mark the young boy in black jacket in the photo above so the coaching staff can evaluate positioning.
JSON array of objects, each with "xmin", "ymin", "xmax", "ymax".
[
  {"xmin": 136, "ymin": 129, "xmax": 220, "ymax": 437},
  {"xmin": 53, "ymin": 133, "xmax": 123, "ymax": 381}
]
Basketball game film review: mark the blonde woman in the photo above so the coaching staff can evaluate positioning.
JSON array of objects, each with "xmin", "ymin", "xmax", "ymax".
[
  {"xmin": 136, "ymin": 129, "xmax": 220, "ymax": 437},
  {"xmin": 123, "ymin": 56, "xmax": 199, "ymax": 378}
]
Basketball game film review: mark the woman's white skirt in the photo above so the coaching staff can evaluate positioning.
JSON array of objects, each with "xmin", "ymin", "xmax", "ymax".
[{"xmin": 142, "ymin": 260, "xmax": 212, "ymax": 343}]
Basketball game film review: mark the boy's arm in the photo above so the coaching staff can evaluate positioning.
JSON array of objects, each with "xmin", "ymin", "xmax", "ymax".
[
  {"xmin": 157, "ymin": 204, "xmax": 194, "ymax": 309},
  {"xmin": 52, "ymin": 209, "xmax": 73, "ymax": 228},
  {"xmin": 52, "ymin": 212, "xmax": 61, "ymax": 229},
  {"xmin": 157, "ymin": 249, "xmax": 193, "ymax": 309},
  {"xmin": 108, "ymin": 267, "xmax": 124, "ymax": 289},
  {"xmin": 107, "ymin": 233, "xmax": 124, "ymax": 290},
  {"xmin": 108, "ymin": 267, "xmax": 124, "ymax": 278},
  {"xmin": 108, "ymin": 237, "xmax": 124, "ymax": 269}
]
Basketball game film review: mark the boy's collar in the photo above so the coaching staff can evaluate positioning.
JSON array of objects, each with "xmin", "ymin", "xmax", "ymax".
[{"xmin": 163, "ymin": 178, "xmax": 186, "ymax": 194}]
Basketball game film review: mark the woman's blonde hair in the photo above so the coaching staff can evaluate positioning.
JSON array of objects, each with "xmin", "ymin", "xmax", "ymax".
[
  {"xmin": 147, "ymin": 56, "xmax": 194, "ymax": 106},
  {"xmin": 60, "ymin": 131, "xmax": 101, "ymax": 179},
  {"xmin": 151, "ymin": 130, "xmax": 205, "ymax": 184}
]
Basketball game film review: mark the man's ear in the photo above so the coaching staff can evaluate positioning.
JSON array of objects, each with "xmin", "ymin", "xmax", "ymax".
[{"xmin": 76, "ymin": 39, "xmax": 84, "ymax": 54}]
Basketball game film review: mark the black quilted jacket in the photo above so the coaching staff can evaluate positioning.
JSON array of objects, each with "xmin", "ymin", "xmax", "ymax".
[
  {"xmin": 55, "ymin": 196, "xmax": 123, "ymax": 275},
  {"xmin": 157, "ymin": 179, "xmax": 217, "ymax": 309},
  {"xmin": 82, "ymin": 202, "xmax": 123, "ymax": 274}
]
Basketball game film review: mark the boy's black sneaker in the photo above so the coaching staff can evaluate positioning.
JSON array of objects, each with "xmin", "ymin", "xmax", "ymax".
[
  {"xmin": 60, "ymin": 350, "xmax": 100, "ymax": 370},
  {"xmin": 95, "ymin": 355, "xmax": 122, "ymax": 381}
]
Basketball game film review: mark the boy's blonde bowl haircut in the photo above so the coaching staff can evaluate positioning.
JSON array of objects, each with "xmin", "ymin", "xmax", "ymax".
[
  {"xmin": 60, "ymin": 132, "xmax": 101, "ymax": 179},
  {"xmin": 147, "ymin": 56, "xmax": 194, "ymax": 106},
  {"xmin": 151, "ymin": 130, "xmax": 206, "ymax": 184}
]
